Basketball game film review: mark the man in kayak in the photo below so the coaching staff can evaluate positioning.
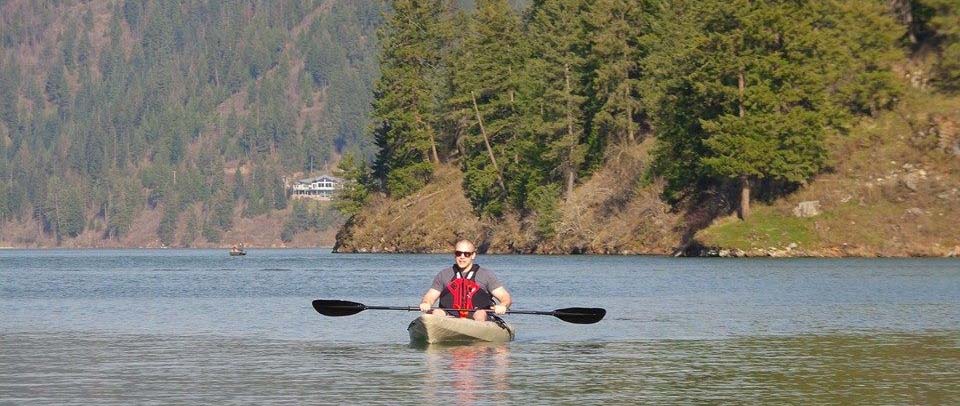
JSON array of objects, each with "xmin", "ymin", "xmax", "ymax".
[{"xmin": 419, "ymin": 239, "xmax": 512, "ymax": 322}]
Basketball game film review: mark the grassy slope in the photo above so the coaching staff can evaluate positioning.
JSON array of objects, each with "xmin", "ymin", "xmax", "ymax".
[{"xmin": 697, "ymin": 87, "xmax": 960, "ymax": 257}]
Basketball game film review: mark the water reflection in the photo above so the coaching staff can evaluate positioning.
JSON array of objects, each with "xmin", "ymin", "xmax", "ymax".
[
  {"xmin": 1, "ymin": 332, "xmax": 957, "ymax": 404},
  {"xmin": 421, "ymin": 343, "xmax": 511, "ymax": 405}
]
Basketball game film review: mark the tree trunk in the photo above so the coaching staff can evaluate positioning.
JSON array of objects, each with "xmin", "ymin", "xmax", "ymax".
[
  {"xmin": 414, "ymin": 112, "xmax": 439, "ymax": 164},
  {"xmin": 738, "ymin": 175, "xmax": 751, "ymax": 220},
  {"xmin": 737, "ymin": 69, "xmax": 749, "ymax": 220},
  {"xmin": 738, "ymin": 68, "xmax": 745, "ymax": 118},
  {"xmin": 889, "ymin": 0, "xmax": 917, "ymax": 44},
  {"xmin": 564, "ymin": 63, "xmax": 576, "ymax": 198},
  {"xmin": 471, "ymin": 92, "xmax": 506, "ymax": 192}
]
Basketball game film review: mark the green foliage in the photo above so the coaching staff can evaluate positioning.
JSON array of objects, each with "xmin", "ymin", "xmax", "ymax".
[
  {"xmin": 41, "ymin": 176, "xmax": 86, "ymax": 241},
  {"xmin": 449, "ymin": 0, "xmax": 523, "ymax": 217},
  {"xmin": 523, "ymin": 0, "xmax": 591, "ymax": 198},
  {"xmin": 105, "ymin": 175, "xmax": 142, "ymax": 239},
  {"xmin": 649, "ymin": 0, "xmax": 902, "ymax": 206},
  {"xmin": 0, "ymin": 0, "xmax": 381, "ymax": 243},
  {"xmin": 0, "ymin": 0, "xmax": 924, "ymax": 244},
  {"xmin": 59, "ymin": 187, "xmax": 85, "ymax": 239},
  {"xmin": 158, "ymin": 197, "xmax": 180, "ymax": 247},
  {"xmin": 280, "ymin": 200, "xmax": 310, "ymax": 242},
  {"xmin": 44, "ymin": 63, "xmax": 69, "ymax": 112},
  {"xmin": 232, "ymin": 167, "xmax": 245, "ymax": 201},
  {"xmin": 371, "ymin": 0, "xmax": 455, "ymax": 197},
  {"xmin": 918, "ymin": 0, "xmax": 960, "ymax": 91},
  {"xmin": 527, "ymin": 183, "xmax": 561, "ymax": 239},
  {"xmin": 585, "ymin": 0, "xmax": 655, "ymax": 148},
  {"xmin": 333, "ymin": 151, "xmax": 370, "ymax": 217},
  {"xmin": 281, "ymin": 199, "xmax": 344, "ymax": 242},
  {"xmin": 242, "ymin": 162, "xmax": 285, "ymax": 217},
  {"xmin": 181, "ymin": 210, "xmax": 199, "ymax": 247},
  {"xmin": 385, "ymin": 161, "xmax": 434, "ymax": 198}
]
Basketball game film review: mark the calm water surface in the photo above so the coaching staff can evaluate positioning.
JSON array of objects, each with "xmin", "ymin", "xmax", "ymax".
[{"xmin": 1, "ymin": 249, "xmax": 958, "ymax": 404}]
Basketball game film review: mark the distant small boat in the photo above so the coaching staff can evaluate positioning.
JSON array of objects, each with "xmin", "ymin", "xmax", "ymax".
[{"xmin": 229, "ymin": 250, "xmax": 246, "ymax": 256}]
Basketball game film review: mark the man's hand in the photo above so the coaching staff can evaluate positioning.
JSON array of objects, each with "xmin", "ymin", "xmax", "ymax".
[
  {"xmin": 419, "ymin": 302, "xmax": 432, "ymax": 312},
  {"xmin": 493, "ymin": 304, "xmax": 508, "ymax": 315}
]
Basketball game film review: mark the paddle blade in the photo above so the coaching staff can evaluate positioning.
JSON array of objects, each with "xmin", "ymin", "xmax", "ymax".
[
  {"xmin": 312, "ymin": 299, "xmax": 366, "ymax": 317},
  {"xmin": 553, "ymin": 307, "xmax": 606, "ymax": 324}
]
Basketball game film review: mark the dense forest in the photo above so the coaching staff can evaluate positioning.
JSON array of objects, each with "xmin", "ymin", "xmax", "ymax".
[
  {"xmin": 1, "ymin": 0, "xmax": 957, "ymax": 251},
  {"xmin": 335, "ymin": 0, "xmax": 959, "ymax": 250},
  {"xmin": 0, "ymin": 0, "xmax": 384, "ymax": 246}
]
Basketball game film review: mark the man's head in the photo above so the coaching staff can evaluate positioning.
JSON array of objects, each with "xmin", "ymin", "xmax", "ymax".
[{"xmin": 453, "ymin": 239, "xmax": 477, "ymax": 269}]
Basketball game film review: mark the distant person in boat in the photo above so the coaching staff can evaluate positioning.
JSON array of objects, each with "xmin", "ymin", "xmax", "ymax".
[{"xmin": 419, "ymin": 239, "xmax": 512, "ymax": 322}]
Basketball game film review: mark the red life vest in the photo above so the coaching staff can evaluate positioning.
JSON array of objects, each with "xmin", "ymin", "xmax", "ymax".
[{"xmin": 439, "ymin": 264, "xmax": 494, "ymax": 318}]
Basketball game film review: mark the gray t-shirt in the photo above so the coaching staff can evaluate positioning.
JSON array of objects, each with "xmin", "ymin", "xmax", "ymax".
[{"xmin": 431, "ymin": 265, "xmax": 503, "ymax": 294}]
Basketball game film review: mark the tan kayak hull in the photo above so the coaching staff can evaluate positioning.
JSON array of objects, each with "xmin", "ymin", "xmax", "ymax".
[{"xmin": 407, "ymin": 314, "xmax": 515, "ymax": 344}]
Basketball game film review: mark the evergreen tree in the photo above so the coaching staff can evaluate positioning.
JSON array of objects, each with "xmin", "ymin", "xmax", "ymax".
[
  {"xmin": 649, "ymin": 0, "xmax": 900, "ymax": 219},
  {"xmin": 59, "ymin": 186, "xmax": 85, "ymax": 238},
  {"xmin": 0, "ymin": 56, "xmax": 18, "ymax": 129},
  {"xmin": 333, "ymin": 151, "xmax": 370, "ymax": 217},
  {"xmin": 233, "ymin": 167, "xmax": 245, "ymax": 200},
  {"xmin": 370, "ymin": 0, "xmax": 455, "ymax": 197},
  {"xmin": 61, "ymin": 19, "xmax": 77, "ymax": 70},
  {"xmin": 920, "ymin": 0, "xmax": 960, "ymax": 90},
  {"xmin": 449, "ymin": 0, "xmax": 524, "ymax": 217},
  {"xmin": 182, "ymin": 209, "xmax": 199, "ymax": 247},
  {"xmin": 585, "ymin": 0, "xmax": 654, "ymax": 146},
  {"xmin": 158, "ymin": 197, "xmax": 180, "ymax": 247},
  {"xmin": 523, "ymin": 0, "xmax": 590, "ymax": 199},
  {"xmin": 44, "ymin": 63, "xmax": 70, "ymax": 114},
  {"xmin": 281, "ymin": 199, "xmax": 311, "ymax": 242},
  {"xmin": 105, "ymin": 175, "xmax": 141, "ymax": 239}
]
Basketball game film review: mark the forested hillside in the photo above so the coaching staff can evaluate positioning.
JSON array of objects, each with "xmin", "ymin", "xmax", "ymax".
[
  {"xmin": 0, "ymin": 0, "xmax": 384, "ymax": 247},
  {"xmin": 335, "ymin": 0, "xmax": 960, "ymax": 255}
]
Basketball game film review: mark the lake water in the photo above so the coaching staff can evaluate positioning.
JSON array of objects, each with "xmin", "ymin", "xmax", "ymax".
[{"xmin": 1, "ymin": 249, "xmax": 958, "ymax": 404}]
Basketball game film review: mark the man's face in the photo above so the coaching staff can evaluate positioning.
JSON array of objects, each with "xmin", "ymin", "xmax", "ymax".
[{"xmin": 454, "ymin": 243, "xmax": 476, "ymax": 268}]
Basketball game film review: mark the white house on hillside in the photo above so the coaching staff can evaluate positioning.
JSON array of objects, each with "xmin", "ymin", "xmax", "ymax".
[{"xmin": 291, "ymin": 175, "xmax": 342, "ymax": 201}]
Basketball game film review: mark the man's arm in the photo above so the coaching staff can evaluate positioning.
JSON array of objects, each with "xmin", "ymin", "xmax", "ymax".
[
  {"xmin": 420, "ymin": 288, "xmax": 441, "ymax": 312},
  {"xmin": 491, "ymin": 286, "xmax": 511, "ymax": 315}
]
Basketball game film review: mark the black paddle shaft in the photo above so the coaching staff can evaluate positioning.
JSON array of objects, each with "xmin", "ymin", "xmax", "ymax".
[{"xmin": 312, "ymin": 300, "xmax": 606, "ymax": 324}]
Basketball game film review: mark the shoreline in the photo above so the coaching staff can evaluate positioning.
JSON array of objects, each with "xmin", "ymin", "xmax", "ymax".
[{"xmin": 1, "ymin": 245, "xmax": 956, "ymax": 258}]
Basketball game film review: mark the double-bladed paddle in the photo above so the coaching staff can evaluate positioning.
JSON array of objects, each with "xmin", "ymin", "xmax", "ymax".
[{"xmin": 312, "ymin": 299, "xmax": 606, "ymax": 324}]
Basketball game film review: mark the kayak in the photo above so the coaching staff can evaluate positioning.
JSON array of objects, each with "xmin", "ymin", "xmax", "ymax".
[{"xmin": 407, "ymin": 314, "xmax": 515, "ymax": 344}]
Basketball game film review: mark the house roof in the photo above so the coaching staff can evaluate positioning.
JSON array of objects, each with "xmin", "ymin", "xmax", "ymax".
[{"xmin": 297, "ymin": 175, "xmax": 342, "ymax": 184}]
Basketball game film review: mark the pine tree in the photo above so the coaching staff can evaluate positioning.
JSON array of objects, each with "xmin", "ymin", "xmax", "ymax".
[
  {"xmin": 333, "ymin": 151, "xmax": 370, "ymax": 217},
  {"xmin": 922, "ymin": 0, "xmax": 960, "ymax": 90},
  {"xmin": 649, "ymin": 0, "xmax": 901, "ymax": 219},
  {"xmin": 585, "ymin": 0, "xmax": 654, "ymax": 146},
  {"xmin": 370, "ymin": 0, "xmax": 455, "ymax": 197},
  {"xmin": 449, "ymin": 0, "xmax": 525, "ymax": 217},
  {"xmin": 523, "ymin": 0, "xmax": 591, "ymax": 199},
  {"xmin": 45, "ymin": 63, "xmax": 70, "ymax": 113}
]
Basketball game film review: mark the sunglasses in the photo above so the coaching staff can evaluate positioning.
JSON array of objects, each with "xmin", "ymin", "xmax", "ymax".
[{"xmin": 454, "ymin": 250, "xmax": 474, "ymax": 257}]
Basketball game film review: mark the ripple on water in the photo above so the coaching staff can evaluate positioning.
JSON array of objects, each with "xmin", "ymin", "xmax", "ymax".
[{"xmin": 1, "ymin": 331, "xmax": 958, "ymax": 404}]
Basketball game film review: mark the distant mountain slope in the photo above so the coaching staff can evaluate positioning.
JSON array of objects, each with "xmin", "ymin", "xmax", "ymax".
[{"xmin": 0, "ymin": 0, "xmax": 383, "ymax": 247}]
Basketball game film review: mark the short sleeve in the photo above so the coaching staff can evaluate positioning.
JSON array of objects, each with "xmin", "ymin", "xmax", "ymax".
[
  {"xmin": 430, "ymin": 269, "xmax": 447, "ymax": 291},
  {"xmin": 478, "ymin": 267, "xmax": 503, "ymax": 292}
]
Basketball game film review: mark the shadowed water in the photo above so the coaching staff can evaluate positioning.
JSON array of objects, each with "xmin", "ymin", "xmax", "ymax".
[{"xmin": 1, "ymin": 250, "xmax": 958, "ymax": 404}]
